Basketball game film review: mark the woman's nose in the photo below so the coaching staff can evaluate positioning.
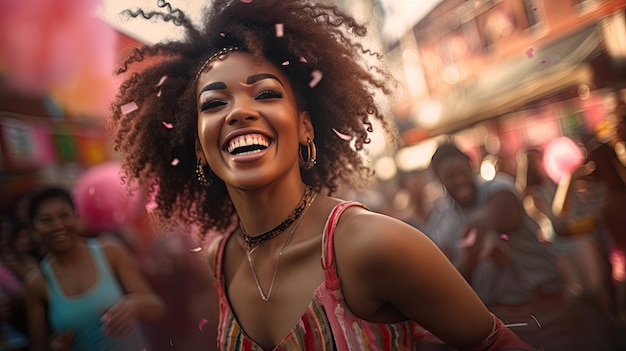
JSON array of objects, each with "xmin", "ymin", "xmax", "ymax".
[{"xmin": 225, "ymin": 100, "xmax": 259, "ymax": 125}]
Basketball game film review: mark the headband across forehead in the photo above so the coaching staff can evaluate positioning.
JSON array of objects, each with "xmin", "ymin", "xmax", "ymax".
[{"xmin": 194, "ymin": 46, "xmax": 240, "ymax": 82}]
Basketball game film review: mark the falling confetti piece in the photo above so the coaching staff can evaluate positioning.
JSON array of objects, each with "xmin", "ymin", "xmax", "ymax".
[
  {"xmin": 282, "ymin": 61, "xmax": 290, "ymax": 66},
  {"xmin": 120, "ymin": 101, "xmax": 138, "ymax": 115},
  {"xmin": 198, "ymin": 318, "xmax": 208, "ymax": 331},
  {"xmin": 275, "ymin": 23, "xmax": 284, "ymax": 37},
  {"xmin": 155, "ymin": 75, "xmax": 168, "ymax": 87},
  {"xmin": 500, "ymin": 233, "xmax": 509, "ymax": 241},
  {"xmin": 530, "ymin": 315, "xmax": 541, "ymax": 328},
  {"xmin": 219, "ymin": 32, "xmax": 226, "ymax": 37},
  {"xmin": 458, "ymin": 228, "xmax": 477, "ymax": 248},
  {"xmin": 332, "ymin": 128, "xmax": 352, "ymax": 141},
  {"xmin": 190, "ymin": 246, "xmax": 202, "ymax": 252},
  {"xmin": 240, "ymin": 0, "xmax": 252, "ymax": 3},
  {"xmin": 157, "ymin": 89, "xmax": 162, "ymax": 97},
  {"xmin": 171, "ymin": 158, "xmax": 180, "ymax": 166},
  {"xmin": 309, "ymin": 70, "xmax": 323, "ymax": 88},
  {"xmin": 504, "ymin": 323, "xmax": 528, "ymax": 328},
  {"xmin": 162, "ymin": 121, "xmax": 174, "ymax": 129},
  {"xmin": 299, "ymin": 57, "xmax": 308, "ymax": 63},
  {"xmin": 539, "ymin": 59, "xmax": 546, "ymax": 64},
  {"xmin": 524, "ymin": 48, "xmax": 534, "ymax": 58}
]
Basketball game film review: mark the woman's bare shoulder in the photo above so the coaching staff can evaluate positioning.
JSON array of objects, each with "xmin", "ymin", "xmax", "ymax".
[{"xmin": 25, "ymin": 268, "xmax": 47, "ymax": 299}]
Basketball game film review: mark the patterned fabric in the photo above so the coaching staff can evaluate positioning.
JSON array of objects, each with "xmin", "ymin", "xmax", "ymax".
[{"xmin": 215, "ymin": 201, "xmax": 439, "ymax": 351}]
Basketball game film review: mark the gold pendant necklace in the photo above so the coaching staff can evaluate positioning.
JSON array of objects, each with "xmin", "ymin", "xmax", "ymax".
[{"xmin": 246, "ymin": 192, "xmax": 317, "ymax": 302}]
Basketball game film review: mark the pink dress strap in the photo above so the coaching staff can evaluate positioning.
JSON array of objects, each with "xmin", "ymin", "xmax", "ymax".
[
  {"xmin": 321, "ymin": 201, "xmax": 367, "ymax": 291},
  {"xmin": 214, "ymin": 228, "xmax": 236, "ymax": 281}
]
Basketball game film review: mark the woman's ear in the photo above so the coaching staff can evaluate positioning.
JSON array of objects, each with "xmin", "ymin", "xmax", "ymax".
[{"xmin": 299, "ymin": 111, "xmax": 314, "ymax": 143}]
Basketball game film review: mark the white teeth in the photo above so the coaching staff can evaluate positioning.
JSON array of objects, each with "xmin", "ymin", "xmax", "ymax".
[
  {"xmin": 227, "ymin": 133, "xmax": 269, "ymax": 154},
  {"xmin": 53, "ymin": 233, "xmax": 68, "ymax": 241}
]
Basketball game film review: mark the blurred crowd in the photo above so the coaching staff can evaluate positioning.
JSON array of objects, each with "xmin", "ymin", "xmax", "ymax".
[
  {"xmin": 0, "ymin": 164, "xmax": 219, "ymax": 351},
  {"xmin": 1, "ymin": 111, "xmax": 625, "ymax": 350}
]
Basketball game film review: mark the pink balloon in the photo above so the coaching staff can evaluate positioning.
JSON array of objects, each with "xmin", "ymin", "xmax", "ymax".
[
  {"xmin": 543, "ymin": 137, "xmax": 584, "ymax": 183},
  {"xmin": 73, "ymin": 162, "xmax": 144, "ymax": 232}
]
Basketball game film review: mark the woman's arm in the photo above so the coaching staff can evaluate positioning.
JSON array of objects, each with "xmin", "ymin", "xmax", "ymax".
[
  {"xmin": 335, "ymin": 209, "xmax": 534, "ymax": 350},
  {"xmin": 25, "ymin": 272, "xmax": 49, "ymax": 351},
  {"xmin": 101, "ymin": 237, "xmax": 164, "ymax": 336}
]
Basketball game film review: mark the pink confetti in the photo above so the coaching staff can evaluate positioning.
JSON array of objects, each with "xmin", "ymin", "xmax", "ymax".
[
  {"xmin": 219, "ymin": 32, "xmax": 226, "ymax": 37},
  {"xmin": 539, "ymin": 59, "xmax": 546, "ymax": 64},
  {"xmin": 190, "ymin": 246, "xmax": 202, "ymax": 252},
  {"xmin": 170, "ymin": 158, "xmax": 180, "ymax": 166},
  {"xmin": 524, "ymin": 48, "xmax": 534, "ymax": 58},
  {"xmin": 240, "ymin": 0, "xmax": 252, "ymax": 3},
  {"xmin": 332, "ymin": 128, "xmax": 352, "ymax": 141},
  {"xmin": 458, "ymin": 228, "xmax": 477, "ymax": 248},
  {"xmin": 198, "ymin": 318, "xmax": 208, "ymax": 331},
  {"xmin": 155, "ymin": 75, "xmax": 168, "ymax": 87},
  {"xmin": 275, "ymin": 23, "xmax": 284, "ymax": 37},
  {"xmin": 309, "ymin": 70, "xmax": 323, "ymax": 88},
  {"xmin": 500, "ymin": 233, "xmax": 509, "ymax": 241},
  {"xmin": 157, "ymin": 89, "xmax": 162, "ymax": 97},
  {"xmin": 299, "ymin": 57, "xmax": 308, "ymax": 64},
  {"xmin": 282, "ymin": 61, "xmax": 290, "ymax": 66},
  {"xmin": 162, "ymin": 121, "xmax": 173, "ymax": 129},
  {"xmin": 120, "ymin": 101, "xmax": 138, "ymax": 115}
]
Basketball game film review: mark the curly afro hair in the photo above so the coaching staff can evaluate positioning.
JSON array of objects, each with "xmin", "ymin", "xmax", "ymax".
[{"xmin": 109, "ymin": 0, "xmax": 396, "ymax": 234}]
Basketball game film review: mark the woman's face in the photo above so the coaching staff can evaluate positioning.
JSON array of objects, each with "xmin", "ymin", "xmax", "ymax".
[
  {"xmin": 195, "ymin": 52, "xmax": 311, "ymax": 189},
  {"xmin": 31, "ymin": 198, "xmax": 79, "ymax": 253}
]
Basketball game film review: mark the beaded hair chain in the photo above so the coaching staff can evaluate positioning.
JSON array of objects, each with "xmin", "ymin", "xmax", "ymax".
[{"xmin": 194, "ymin": 46, "xmax": 240, "ymax": 82}]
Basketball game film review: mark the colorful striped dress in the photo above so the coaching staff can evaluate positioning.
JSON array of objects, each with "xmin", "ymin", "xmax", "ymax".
[{"xmin": 215, "ymin": 201, "xmax": 439, "ymax": 350}]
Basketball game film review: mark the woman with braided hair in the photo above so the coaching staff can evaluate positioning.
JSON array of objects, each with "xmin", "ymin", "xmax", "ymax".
[{"xmin": 110, "ymin": 1, "xmax": 535, "ymax": 349}]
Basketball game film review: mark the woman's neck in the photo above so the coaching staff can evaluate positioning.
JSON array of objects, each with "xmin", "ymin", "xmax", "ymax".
[
  {"xmin": 229, "ymin": 181, "xmax": 308, "ymax": 239},
  {"xmin": 47, "ymin": 239, "xmax": 86, "ymax": 267}
]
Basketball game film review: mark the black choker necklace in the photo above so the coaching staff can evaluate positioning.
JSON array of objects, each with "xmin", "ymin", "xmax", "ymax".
[{"xmin": 241, "ymin": 186, "xmax": 313, "ymax": 247}]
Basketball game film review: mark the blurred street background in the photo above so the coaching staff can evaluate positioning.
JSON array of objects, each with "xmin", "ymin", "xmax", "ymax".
[{"xmin": 1, "ymin": 0, "xmax": 626, "ymax": 350}]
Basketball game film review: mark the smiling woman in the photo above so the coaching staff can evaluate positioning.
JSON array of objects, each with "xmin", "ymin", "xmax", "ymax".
[
  {"xmin": 109, "ymin": 1, "xmax": 536, "ymax": 350},
  {"xmin": 23, "ymin": 187, "xmax": 164, "ymax": 351}
]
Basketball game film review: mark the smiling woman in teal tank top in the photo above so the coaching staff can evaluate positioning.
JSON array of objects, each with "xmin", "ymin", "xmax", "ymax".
[{"xmin": 24, "ymin": 187, "xmax": 165, "ymax": 351}]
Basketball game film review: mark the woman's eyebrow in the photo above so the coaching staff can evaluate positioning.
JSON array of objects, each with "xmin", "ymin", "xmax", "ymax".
[
  {"xmin": 199, "ymin": 81, "xmax": 227, "ymax": 95},
  {"xmin": 246, "ymin": 73, "xmax": 284, "ymax": 87}
]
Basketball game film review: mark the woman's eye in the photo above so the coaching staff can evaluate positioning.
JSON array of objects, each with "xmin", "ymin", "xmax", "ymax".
[
  {"xmin": 200, "ymin": 99, "xmax": 226, "ymax": 111},
  {"xmin": 256, "ymin": 90, "xmax": 282, "ymax": 100}
]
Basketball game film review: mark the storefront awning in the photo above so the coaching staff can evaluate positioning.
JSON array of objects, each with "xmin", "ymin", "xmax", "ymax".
[{"xmin": 425, "ymin": 24, "xmax": 602, "ymax": 135}]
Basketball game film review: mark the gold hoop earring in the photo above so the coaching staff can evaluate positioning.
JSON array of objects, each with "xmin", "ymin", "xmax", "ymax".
[
  {"xmin": 299, "ymin": 137, "xmax": 317, "ymax": 170},
  {"xmin": 196, "ymin": 159, "xmax": 211, "ymax": 187}
]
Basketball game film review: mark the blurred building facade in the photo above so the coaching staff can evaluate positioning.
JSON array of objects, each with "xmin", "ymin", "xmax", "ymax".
[
  {"xmin": 0, "ymin": 27, "xmax": 147, "ymax": 213},
  {"xmin": 380, "ymin": 0, "xmax": 626, "ymax": 176}
]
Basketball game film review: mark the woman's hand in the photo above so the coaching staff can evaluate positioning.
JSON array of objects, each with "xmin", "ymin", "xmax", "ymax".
[
  {"xmin": 101, "ymin": 297, "xmax": 137, "ymax": 337},
  {"xmin": 49, "ymin": 331, "xmax": 74, "ymax": 351}
]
